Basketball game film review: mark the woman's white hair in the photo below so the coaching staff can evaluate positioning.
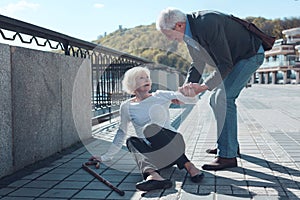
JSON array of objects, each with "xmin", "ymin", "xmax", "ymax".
[
  {"xmin": 156, "ymin": 7, "xmax": 186, "ymax": 31},
  {"xmin": 122, "ymin": 66, "xmax": 151, "ymax": 95}
]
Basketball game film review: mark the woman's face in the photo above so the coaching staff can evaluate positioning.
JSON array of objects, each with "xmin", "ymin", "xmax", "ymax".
[{"xmin": 134, "ymin": 72, "xmax": 152, "ymax": 92}]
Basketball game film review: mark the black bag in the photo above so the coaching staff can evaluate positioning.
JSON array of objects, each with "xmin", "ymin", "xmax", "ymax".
[{"xmin": 230, "ymin": 15, "xmax": 276, "ymax": 51}]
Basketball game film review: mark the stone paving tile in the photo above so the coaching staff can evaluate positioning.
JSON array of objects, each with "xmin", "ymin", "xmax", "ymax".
[
  {"xmin": 53, "ymin": 181, "xmax": 89, "ymax": 189},
  {"xmin": 6, "ymin": 180, "xmax": 30, "ymax": 188},
  {"xmin": 0, "ymin": 188, "xmax": 15, "ymax": 196},
  {"xmin": 35, "ymin": 173, "xmax": 70, "ymax": 181},
  {"xmin": 20, "ymin": 173, "xmax": 44, "ymax": 180},
  {"xmin": 7, "ymin": 188, "xmax": 47, "ymax": 197},
  {"xmin": 40, "ymin": 188, "xmax": 79, "ymax": 198},
  {"xmin": 23, "ymin": 180, "xmax": 59, "ymax": 189},
  {"xmin": 198, "ymin": 185, "xmax": 215, "ymax": 195},
  {"xmin": 72, "ymin": 189, "xmax": 111, "ymax": 199},
  {"xmin": 180, "ymin": 192, "xmax": 215, "ymax": 200}
]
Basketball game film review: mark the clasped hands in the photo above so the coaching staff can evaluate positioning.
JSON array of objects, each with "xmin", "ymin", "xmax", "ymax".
[{"xmin": 179, "ymin": 82, "xmax": 208, "ymax": 97}]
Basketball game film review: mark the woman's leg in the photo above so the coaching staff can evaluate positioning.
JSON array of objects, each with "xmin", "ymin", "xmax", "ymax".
[
  {"xmin": 126, "ymin": 136, "xmax": 173, "ymax": 191},
  {"xmin": 126, "ymin": 136, "xmax": 160, "ymax": 180},
  {"xmin": 143, "ymin": 124, "xmax": 204, "ymax": 183},
  {"xmin": 143, "ymin": 124, "xmax": 187, "ymax": 170}
]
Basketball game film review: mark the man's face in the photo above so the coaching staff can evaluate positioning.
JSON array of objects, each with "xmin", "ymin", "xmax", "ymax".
[
  {"xmin": 161, "ymin": 22, "xmax": 186, "ymax": 42},
  {"xmin": 161, "ymin": 29, "xmax": 184, "ymax": 42}
]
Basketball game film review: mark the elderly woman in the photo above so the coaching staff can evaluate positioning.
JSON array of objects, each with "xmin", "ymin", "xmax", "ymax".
[{"xmin": 98, "ymin": 66, "xmax": 204, "ymax": 191}]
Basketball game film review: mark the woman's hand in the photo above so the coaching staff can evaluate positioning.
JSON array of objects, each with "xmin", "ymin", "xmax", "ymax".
[
  {"xmin": 87, "ymin": 156, "xmax": 102, "ymax": 168},
  {"xmin": 89, "ymin": 156, "xmax": 102, "ymax": 162},
  {"xmin": 179, "ymin": 83, "xmax": 208, "ymax": 97},
  {"xmin": 178, "ymin": 83, "xmax": 196, "ymax": 97},
  {"xmin": 171, "ymin": 99, "xmax": 184, "ymax": 104}
]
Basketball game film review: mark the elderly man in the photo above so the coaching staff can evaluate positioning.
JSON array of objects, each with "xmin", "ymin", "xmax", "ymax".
[{"xmin": 156, "ymin": 7, "xmax": 266, "ymax": 170}]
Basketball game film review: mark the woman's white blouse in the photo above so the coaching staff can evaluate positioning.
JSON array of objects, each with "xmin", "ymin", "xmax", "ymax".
[{"xmin": 100, "ymin": 90, "xmax": 198, "ymax": 161}]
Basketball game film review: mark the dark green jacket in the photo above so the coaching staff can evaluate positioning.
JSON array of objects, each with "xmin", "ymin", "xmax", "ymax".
[{"xmin": 185, "ymin": 11, "xmax": 262, "ymax": 89}]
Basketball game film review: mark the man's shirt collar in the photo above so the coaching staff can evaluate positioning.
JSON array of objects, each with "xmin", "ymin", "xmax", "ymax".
[
  {"xmin": 184, "ymin": 17, "xmax": 193, "ymax": 42},
  {"xmin": 183, "ymin": 17, "xmax": 200, "ymax": 50}
]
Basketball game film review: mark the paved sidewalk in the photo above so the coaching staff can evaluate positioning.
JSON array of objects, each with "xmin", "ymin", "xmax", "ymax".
[{"xmin": 1, "ymin": 84, "xmax": 300, "ymax": 200}]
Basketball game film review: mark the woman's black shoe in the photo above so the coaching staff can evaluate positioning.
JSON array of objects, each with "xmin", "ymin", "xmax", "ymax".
[
  {"xmin": 136, "ymin": 179, "xmax": 172, "ymax": 191},
  {"xmin": 191, "ymin": 172, "xmax": 204, "ymax": 183}
]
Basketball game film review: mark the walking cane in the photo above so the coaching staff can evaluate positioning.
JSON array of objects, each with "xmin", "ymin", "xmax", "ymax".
[{"xmin": 82, "ymin": 158, "xmax": 125, "ymax": 196}]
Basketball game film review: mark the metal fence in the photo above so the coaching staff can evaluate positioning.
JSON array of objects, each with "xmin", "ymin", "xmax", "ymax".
[{"xmin": 0, "ymin": 14, "xmax": 152, "ymax": 124}]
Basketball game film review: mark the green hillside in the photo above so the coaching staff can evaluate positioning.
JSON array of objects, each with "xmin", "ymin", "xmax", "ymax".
[{"xmin": 93, "ymin": 23, "xmax": 192, "ymax": 73}]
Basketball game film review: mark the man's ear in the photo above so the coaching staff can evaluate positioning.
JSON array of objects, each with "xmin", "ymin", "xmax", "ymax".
[
  {"xmin": 176, "ymin": 22, "xmax": 186, "ymax": 31},
  {"xmin": 178, "ymin": 22, "xmax": 183, "ymax": 27}
]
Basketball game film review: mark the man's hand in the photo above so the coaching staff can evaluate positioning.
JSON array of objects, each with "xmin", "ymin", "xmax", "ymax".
[
  {"xmin": 179, "ymin": 83, "xmax": 208, "ymax": 97},
  {"xmin": 179, "ymin": 83, "xmax": 196, "ymax": 97}
]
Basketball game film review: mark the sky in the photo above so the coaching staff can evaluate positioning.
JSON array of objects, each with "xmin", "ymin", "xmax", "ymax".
[{"xmin": 0, "ymin": 0, "xmax": 299, "ymax": 43}]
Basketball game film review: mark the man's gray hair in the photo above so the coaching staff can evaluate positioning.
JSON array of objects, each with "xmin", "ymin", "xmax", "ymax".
[{"xmin": 156, "ymin": 7, "xmax": 186, "ymax": 31}]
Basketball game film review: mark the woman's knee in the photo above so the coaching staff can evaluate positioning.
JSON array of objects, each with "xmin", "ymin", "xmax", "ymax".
[
  {"xmin": 178, "ymin": 133, "xmax": 186, "ymax": 149},
  {"xmin": 143, "ymin": 123, "xmax": 163, "ymax": 138},
  {"xmin": 126, "ymin": 136, "xmax": 139, "ymax": 151}
]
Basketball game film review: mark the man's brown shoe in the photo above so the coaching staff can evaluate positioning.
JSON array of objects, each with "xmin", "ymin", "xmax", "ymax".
[
  {"xmin": 202, "ymin": 157, "xmax": 237, "ymax": 170},
  {"xmin": 206, "ymin": 147, "xmax": 241, "ymax": 155},
  {"xmin": 206, "ymin": 148, "xmax": 217, "ymax": 154}
]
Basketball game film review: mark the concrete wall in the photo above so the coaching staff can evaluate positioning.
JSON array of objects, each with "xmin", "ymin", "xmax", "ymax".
[
  {"xmin": 0, "ymin": 44, "xmax": 13, "ymax": 177},
  {"xmin": 0, "ymin": 43, "xmax": 91, "ymax": 178}
]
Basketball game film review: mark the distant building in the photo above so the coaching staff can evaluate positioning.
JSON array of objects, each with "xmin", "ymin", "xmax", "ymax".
[
  {"xmin": 255, "ymin": 27, "xmax": 300, "ymax": 84},
  {"xmin": 146, "ymin": 63, "xmax": 181, "ymax": 92}
]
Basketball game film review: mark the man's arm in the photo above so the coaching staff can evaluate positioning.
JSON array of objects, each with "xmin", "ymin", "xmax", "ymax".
[{"xmin": 185, "ymin": 63, "xmax": 202, "ymax": 84}]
